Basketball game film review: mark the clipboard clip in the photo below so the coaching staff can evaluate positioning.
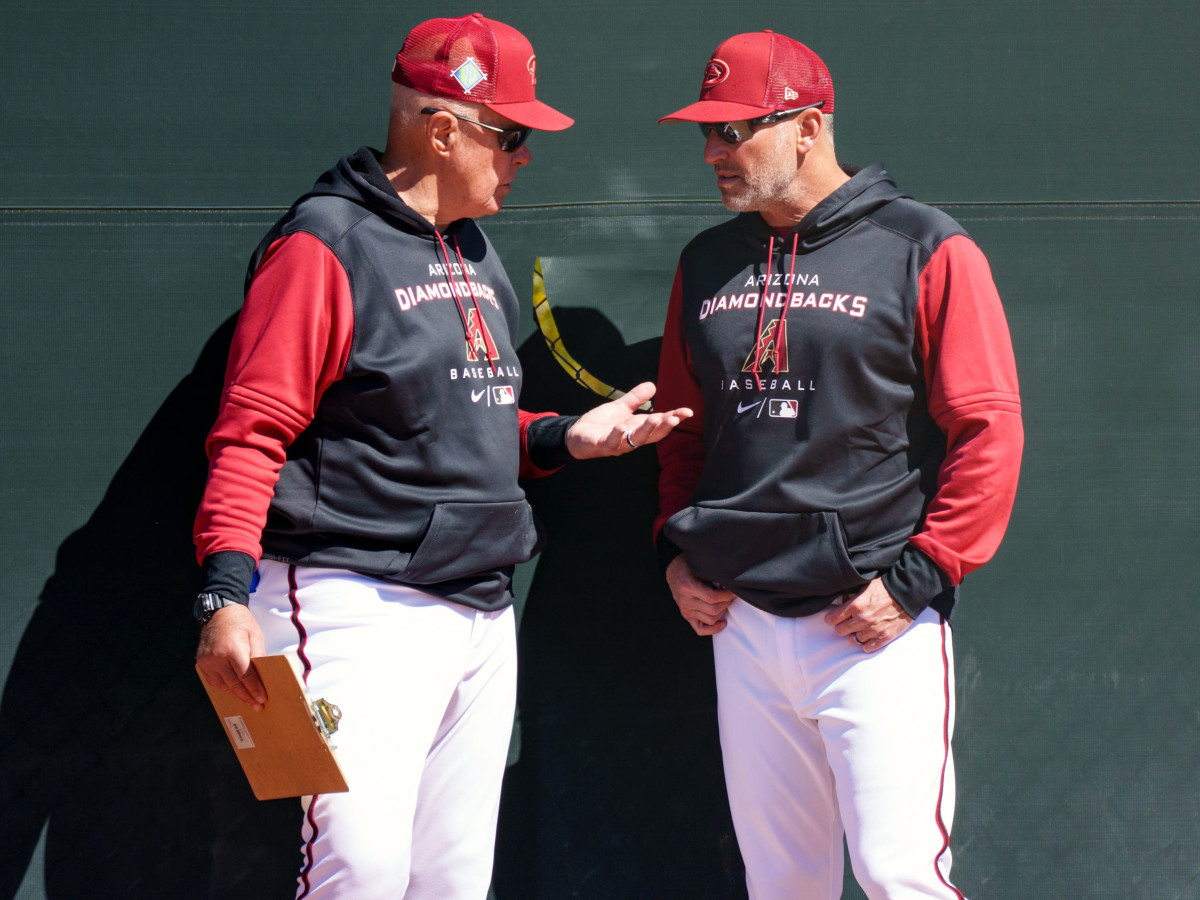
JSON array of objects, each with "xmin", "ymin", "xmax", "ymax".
[{"xmin": 311, "ymin": 698, "xmax": 342, "ymax": 736}]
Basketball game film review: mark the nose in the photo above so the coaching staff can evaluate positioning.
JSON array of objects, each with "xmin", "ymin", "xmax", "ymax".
[
  {"xmin": 512, "ymin": 143, "xmax": 532, "ymax": 167},
  {"xmin": 703, "ymin": 128, "xmax": 728, "ymax": 165}
]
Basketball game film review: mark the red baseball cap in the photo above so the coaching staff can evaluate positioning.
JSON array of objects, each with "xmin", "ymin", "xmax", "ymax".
[
  {"xmin": 659, "ymin": 31, "xmax": 835, "ymax": 123},
  {"xmin": 392, "ymin": 13, "xmax": 574, "ymax": 131}
]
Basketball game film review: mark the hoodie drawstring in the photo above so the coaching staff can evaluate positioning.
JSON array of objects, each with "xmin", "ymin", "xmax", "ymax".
[
  {"xmin": 749, "ymin": 231, "xmax": 800, "ymax": 392},
  {"xmin": 749, "ymin": 235, "xmax": 774, "ymax": 392},
  {"xmin": 432, "ymin": 230, "xmax": 495, "ymax": 366}
]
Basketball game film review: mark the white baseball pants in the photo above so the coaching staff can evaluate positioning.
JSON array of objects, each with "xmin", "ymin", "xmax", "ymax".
[
  {"xmin": 250, "ymin": 559, "xmax": 517, "ymax": 900},
  {"xmin": 713, "ymin": 598, "xmax": 964, "ymax": 900}
]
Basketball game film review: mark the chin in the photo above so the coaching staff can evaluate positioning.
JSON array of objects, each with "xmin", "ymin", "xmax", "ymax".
[
  {"xmin": 469, "ymin": 199, "xmax": 501, "ymax": 219},
  {"xmin": 718, "ymin": 190, "xmax": 751, "ymax": 212}
]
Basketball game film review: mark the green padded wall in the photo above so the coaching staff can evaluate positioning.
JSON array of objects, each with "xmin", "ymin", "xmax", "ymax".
[{"xmin": 2, "ymin": 2, "xmax": 1196, "ymax": 897}]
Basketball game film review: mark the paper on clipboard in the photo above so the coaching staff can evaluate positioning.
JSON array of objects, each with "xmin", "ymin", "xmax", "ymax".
[{"xmin": 197, "ymin": 654, "xmax": 349, "ymax": 801}]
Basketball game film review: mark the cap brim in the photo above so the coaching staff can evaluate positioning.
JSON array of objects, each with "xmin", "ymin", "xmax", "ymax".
[
  {"xmin": 485, "ymin": 99, "xmax": 574, "ymax": 131},
  {"xmin": 658, "ymin": 99, "xmax": 776, "ymax": 124}
]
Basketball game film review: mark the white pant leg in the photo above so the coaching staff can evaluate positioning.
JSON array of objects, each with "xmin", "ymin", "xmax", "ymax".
[
  {"xmin": 250, "ymin": 559, "xmax": 517, "ymax": 900},
  {"xmin": 815, "ymin": 608, "xmax": 963, "ymax": 899},
  {"xmin": 714, "ymin": 599, "xmax": 845, "ymax": 900},
  {"xmin": 714, "ymin": 599, "xmax": 964, "ymax": 900},
  {"xmin": 405, "ymin": 601, "xmax": 516, "ymax": 900}
]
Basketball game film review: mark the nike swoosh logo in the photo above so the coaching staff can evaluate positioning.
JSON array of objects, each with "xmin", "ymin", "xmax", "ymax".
[
  {"xmin": 471, "ymin": 388, "xmax": 487, "ymax": 402},
  {"xmin": 736, "ymin": 400, "xmax": 763, "ymax": 413}
]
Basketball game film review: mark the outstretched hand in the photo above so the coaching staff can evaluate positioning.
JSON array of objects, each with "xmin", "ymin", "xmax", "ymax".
[{"xmin": 565, "ymin": 382, "xmax": 692, "ymax": 460}]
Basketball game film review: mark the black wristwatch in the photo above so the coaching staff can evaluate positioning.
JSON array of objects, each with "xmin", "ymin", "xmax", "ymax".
[{"xmin": 193, "ymin": 592, "xmax": 241, "ymax": 625}]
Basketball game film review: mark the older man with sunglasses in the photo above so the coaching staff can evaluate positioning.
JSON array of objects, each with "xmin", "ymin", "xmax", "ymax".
[
  {"xmin": 192, "ymin": 14, "xmax": 690, "ymax": 899},
  {"xmin": 653, "ymin": 31, "xmax": 1023, "ymax": 899}
]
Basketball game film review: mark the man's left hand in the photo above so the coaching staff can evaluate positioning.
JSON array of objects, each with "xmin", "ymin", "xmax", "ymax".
[
  {"xmin": 824, "ymin": 577, "xmax": 913, "ymax": 653},
  {"xmin": 566, "ymin": 382, "xmax": 692, "ymax": 459}
]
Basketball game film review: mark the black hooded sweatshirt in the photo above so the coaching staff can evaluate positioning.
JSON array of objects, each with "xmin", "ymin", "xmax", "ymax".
[
  {"xmin": 195, "ymin": 148, "xmax": 573, "ymax": 610},
  {"xmin": 654, "ymin": 164, "xmax": 1023, "ymax": 620}
]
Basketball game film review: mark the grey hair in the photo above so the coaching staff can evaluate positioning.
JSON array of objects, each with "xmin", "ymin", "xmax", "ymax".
[
  {"xmin": 391, "ymin": 84, "xmax": 480, "ymax": 130},
  {"xmin": 822, "ymin": 114, "xmax": 835, "ymax": 150}
]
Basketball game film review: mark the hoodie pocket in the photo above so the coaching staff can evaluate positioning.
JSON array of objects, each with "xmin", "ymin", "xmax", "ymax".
[
  {"xmin": 663, "ymin": 506, "xmax": 866, "ymax": 606},
  {"xmin": 399, "ymin": 499, "xmax": 541, "ymax": 584}
]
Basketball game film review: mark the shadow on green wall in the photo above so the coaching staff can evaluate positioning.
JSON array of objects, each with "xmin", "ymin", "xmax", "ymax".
[
  {"xmin": 0, "ymin": 318, "xmax": 297, "ymax": 899},
  {"xmin": 0, "ymin": 307, "xmax": 746, "ymax": 899},
  {"xmin": 494, "ymin": 309, "xmax": 746, "ymax": 900}
]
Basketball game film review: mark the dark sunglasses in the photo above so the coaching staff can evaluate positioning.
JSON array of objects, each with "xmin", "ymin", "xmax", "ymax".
[
  {"xmin": 421, "ymin": 107, "xmax": 532, "ymax": 153},
  {"xmin": 698, "ymin": 101, "xmax": 826, "ymax": 145}
]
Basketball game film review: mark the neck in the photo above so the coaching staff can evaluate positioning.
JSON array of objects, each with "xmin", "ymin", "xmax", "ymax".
[
  {"xmin": 378, "ymin": 147, "xmax": 444, "ymax": 228},
  {"xmin": 760, "ymin": 160, "xmax": 851, "ymax": 230}
]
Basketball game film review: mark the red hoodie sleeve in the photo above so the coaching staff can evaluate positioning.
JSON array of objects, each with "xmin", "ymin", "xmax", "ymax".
[
  {"xmin": 654, "ymin": 266, "xmax": 708, "ymax": 553},
  {"xmin": 193, "ymin": 232, "xmax": 354, "ymax": 563},
  {"xmin": 888, "ymin": 234, "xmax": 1023, "ymax": 611}
]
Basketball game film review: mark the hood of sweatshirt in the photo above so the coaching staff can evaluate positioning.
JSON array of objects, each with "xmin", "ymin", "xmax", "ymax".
[
  {"xmin": 284, "ymin": 146, "xmax": 496, "ymax": 366},
  {"xmin": 306, "ymin": 146, "xmax": 471, "ymax": 240},
  {"xmin": 741, "ymin": 162, "xmax": 909, "ymax": 251}
]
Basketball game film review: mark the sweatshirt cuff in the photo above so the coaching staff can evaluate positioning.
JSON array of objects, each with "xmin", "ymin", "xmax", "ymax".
[
  {"xmin": 655, "ymin": 532, "xmax": 684, "ymax": 576},
  {"xmin": 200, "ymin": 550, "xmax": 257, "ymax": 606},
  {"xmin": 525, "ymin": 415, "xmax": 580, "ymax": 470},
  {"xmin": 881, "ymin": 543, "xmax": 952, "ymax": 619}
]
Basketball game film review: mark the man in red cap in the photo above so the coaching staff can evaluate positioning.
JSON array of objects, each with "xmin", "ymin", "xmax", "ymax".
[
  {"xmin": 654, "ymin": 30, "xmax": 1023, "ymax": 899},
  {"xmin": 192, "ymin": 14, "xmax": 690, "ymax": 899}
]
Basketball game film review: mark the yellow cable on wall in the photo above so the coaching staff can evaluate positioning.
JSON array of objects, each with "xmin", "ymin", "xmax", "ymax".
[{"xmin": 532, "ymin": 257, "xmax": 652, "ymax": 411}]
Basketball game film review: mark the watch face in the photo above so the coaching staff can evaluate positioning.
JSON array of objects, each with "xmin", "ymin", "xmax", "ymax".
[
  {"xmin": 194, "ymin": 594, "xmax": 221, "ymax": 623},
  {"xmin": 194, "ymin": 593, "xmax": 240, "ymax": 623}
]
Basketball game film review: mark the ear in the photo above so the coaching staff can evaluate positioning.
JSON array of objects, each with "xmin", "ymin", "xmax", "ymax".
[
  {"xmin": 424, "ymin": 110, "xmax": 459, "ymax": 158},
  {"xmin": 794, "ymin": 109, "xmax": 823, "ymax": 154}
]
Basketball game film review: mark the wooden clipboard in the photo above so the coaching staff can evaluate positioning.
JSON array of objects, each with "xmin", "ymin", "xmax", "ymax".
[{"xmin": 197, "ymin": 654, "xmax": 349, "ymax": 801}]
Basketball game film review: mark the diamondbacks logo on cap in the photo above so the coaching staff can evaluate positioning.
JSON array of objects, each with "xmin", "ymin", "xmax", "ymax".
[
  {"xmin": 703, "ymin": 58, "xmax": 729, "ymax": 87},
  {"xmin": 465, "ymin": 308, "xmax": 500, "ymax": 363},
  {"xmin": 743, "ymin": 318, "xmax": 789, "ymax": 374},
  {"xmin": 527, "ymin": 55, "xmax": 537, "ymax": 84},
  {"xmin": 452, "ymin": 58, "xmax": 487, "ymax": 93}
]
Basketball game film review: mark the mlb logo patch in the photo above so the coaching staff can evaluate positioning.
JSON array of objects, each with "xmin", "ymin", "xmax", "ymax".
[
  {"xmin": 492, "ymin": 386, "xmax": 515, "ymax": 405},
  {"xmin": 452, "ymin": 58, "xmax": 487, "ymax": 93},
  {"xmin": 769, "ymin": 399, "xmax": 798, "ymax": 418}
]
